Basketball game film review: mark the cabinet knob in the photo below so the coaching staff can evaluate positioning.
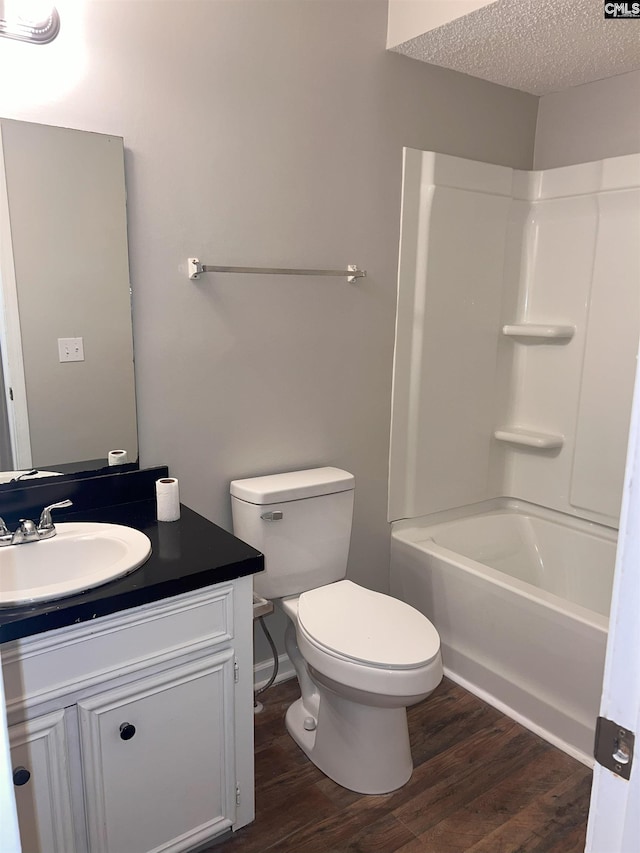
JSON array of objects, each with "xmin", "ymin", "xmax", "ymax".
[
  {"xmin": 119, "ymin": 722, "xmax": 136, "ymax": 741},
  {"xmin": 13, "ymin": 766, "xmax": 31, "ymax": 786}
]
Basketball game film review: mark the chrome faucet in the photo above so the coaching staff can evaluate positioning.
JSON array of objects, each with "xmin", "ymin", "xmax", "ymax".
[
  {"xmin": 11, "ymin": 518, "xmax": 40, "ymax": 545},
  {"xmin": 0, "ymin": 499, "xmax": 73, "ymax": 546}
]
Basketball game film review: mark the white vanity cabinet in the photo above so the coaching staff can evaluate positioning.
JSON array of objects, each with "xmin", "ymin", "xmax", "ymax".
[{"xmin": 2, "ymin": 575, "xmax": 255, "ymax": 853}]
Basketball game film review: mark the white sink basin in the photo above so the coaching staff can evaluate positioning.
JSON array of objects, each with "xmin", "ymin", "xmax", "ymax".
[{"xmin": 0, "ymin": 522, "xmax": 152, "ymax": 607}]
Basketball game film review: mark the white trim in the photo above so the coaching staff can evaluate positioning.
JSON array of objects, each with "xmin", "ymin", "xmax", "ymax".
[
  {"xmin": 0, "ymin": 125, "xmax": 32, "ymax": 469},
  {"xmin": 443, "ymin": 667, "xmax": 593, "ymax": 768},
  {"xmin": 253, "ymin": 652, "xmax": 295, "ymax": 692}
]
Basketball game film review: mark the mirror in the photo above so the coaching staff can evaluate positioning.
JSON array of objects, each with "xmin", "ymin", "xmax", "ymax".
[{"xmin": 0, "ymin": 118, "xmax": 138, "ymax": 486}]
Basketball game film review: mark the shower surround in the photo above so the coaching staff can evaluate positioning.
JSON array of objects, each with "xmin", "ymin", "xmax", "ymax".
[{"xmin": 388, "ymin": 149, "xmax": 640, "ymax": 762}]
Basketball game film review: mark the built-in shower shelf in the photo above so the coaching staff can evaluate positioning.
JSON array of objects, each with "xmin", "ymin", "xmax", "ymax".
[
  {"xmin": 494, "ymin": 427, "xmax": 564, "ymax": 449},
  {"xmin": 502, "ymin": 324, "xmax": 575, "ymax": 340}
]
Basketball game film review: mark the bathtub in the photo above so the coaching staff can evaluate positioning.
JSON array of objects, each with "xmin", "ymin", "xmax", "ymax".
[{"xmin": 390, "ymin": 499, "xmax": 617, "ymax": 764}]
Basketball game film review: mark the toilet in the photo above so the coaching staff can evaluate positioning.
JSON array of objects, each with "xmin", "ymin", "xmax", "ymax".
[{"xmin": 230, "ymin": 467, "xmax": 443, "ymax": 794}]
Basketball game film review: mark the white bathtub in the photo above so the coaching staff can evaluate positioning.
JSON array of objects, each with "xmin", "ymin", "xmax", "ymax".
[{"xmin": 390, "ymin": 499, "xmax": 617, "ymax": 764}]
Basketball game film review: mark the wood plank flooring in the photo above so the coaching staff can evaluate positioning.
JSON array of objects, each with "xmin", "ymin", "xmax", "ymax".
[{"xmin": 210, "ymin": 677, "xmax": 592, "ymax": 853}]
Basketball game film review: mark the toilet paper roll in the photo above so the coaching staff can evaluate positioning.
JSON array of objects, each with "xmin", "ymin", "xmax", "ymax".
[
  {"xmin": 108, "ymin": 450, "xmax": 128, "ymax": 466},
  {"xmin": 156, "ymin": 477, "xmax": 180, "ymax": 522}
]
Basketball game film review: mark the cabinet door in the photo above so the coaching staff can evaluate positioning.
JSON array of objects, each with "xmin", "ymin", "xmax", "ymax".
[
  {"xmin": 78, "ymin": 651, "xmax": 236, "ymax": 853},
  {"xmin": 9, "ymin": 709, "xmax": 77, "ymax": 853}
]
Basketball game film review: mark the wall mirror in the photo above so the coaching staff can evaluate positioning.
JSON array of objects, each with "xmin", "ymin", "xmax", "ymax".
[{"xmin": 0, "ymin": 118, "xmax": 138, "ymax": 488}]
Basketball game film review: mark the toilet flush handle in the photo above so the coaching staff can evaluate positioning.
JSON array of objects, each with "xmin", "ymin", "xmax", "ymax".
[{"xmin": 261, "ymin": 511, "xmax": 283, "ymax": 521}]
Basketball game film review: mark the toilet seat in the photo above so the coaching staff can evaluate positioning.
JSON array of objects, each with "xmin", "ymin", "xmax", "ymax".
[{"xmin": 296, "ymin": 580, "xmax": 440, "ymax": 670}]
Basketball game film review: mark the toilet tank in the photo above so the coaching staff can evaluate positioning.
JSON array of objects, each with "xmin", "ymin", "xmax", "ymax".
[{"xmin": 230, "ymin": 467, "xmax": 355, "ymax": 600}]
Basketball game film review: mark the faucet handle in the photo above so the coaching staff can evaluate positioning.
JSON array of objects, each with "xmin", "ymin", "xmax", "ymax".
[{"xmin": 38, "ymin": 499, "xmax": 73, "ymax": 531}]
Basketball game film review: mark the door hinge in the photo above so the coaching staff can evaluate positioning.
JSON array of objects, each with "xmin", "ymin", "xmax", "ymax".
[
  {"xmin": 235, "ymin": 784, "xmax": 241, "ymax": 805},
  {"xmin": 594, "ymin": 716, "xmax": 635, "ymax": 780},
  {"xmin": 234, "ymin": 661, "xmax": 239, "ymax": 683}
]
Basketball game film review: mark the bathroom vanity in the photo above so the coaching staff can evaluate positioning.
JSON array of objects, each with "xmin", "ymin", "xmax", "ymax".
[{"xmin": 0, "ymin": 477, "xmax": 263, "ymax": 853}]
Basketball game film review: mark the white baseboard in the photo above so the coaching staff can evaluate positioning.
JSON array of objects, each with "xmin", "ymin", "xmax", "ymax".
[
  {"xmin": 253, "ymin": 652, "xmax": 295, "ymax": 691},
  {"xmin": 444, "ymin": 666, "xmax": 594, "ymax": 768}
]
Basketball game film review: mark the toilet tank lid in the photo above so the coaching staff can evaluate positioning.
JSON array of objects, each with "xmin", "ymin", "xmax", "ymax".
[{"xmin": 230, "ymin": 467, "xmax": 354, "ymax": 504}]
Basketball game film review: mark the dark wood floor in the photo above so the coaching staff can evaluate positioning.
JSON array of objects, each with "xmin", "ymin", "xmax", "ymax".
[{"xmin": 212, "ymin": 677, "xmax": 592, "ymax": 853}]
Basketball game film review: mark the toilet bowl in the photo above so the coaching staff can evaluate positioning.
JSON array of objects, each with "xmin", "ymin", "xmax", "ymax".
[
  {"xmin": 287, "ymin": 580, "xmax": 441, "ymax": 699},
  {"xmin": 279, "ymin": 581, "xmax": 442, "ymax": 794},
  {"xmin": 230, "ymin": 467, "xmax": 443, "ymax": 794}
]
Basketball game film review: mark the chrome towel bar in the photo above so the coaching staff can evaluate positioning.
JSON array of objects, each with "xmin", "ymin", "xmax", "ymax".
[{"xmin": 187, "ymin": 258, "xmax": 366, "ymax": 283}]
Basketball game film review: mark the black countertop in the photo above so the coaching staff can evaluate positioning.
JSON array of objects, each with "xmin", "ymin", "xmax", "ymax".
[{"xmin": 0, "ymin": 499, "xmax": 264, "ymax": 644}]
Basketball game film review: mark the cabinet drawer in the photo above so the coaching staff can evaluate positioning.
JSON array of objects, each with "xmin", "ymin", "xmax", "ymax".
[
  {"xmin": 78, "ymin": 651, "xmax": 236, "ymax": 853},
  {"xmin": 3, "ymin": 584, "xmax": 234, "ymax": 715}
]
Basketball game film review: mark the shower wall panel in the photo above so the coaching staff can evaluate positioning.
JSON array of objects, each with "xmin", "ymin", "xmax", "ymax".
[
  {"xmin": 570, "ymin": 185, "xmax": 640, "ymax": 519},
  {"xmin": 390, "ymin": 149, "xmax": 640, "ymax": 527},
  {"xmin": 388, "ymin": 150, "xmax": 511, "ymax": 521},
  {"xmin": 506, "ymin": 157, "xmax": 640, "ymax": 525}
]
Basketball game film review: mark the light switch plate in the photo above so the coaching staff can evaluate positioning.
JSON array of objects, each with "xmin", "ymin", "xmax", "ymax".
[{"xmin": 58, "ymin": 337, "xmax": 84, "ymax": 362}]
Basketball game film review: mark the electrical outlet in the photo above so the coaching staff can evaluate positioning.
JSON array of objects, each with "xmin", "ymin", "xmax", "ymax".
[{"xmin": 58, "ymin": 337, "xmax": 84, "ymax": 362}]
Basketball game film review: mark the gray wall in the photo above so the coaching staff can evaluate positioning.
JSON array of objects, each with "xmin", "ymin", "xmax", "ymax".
[
  {"xmin": 534, "ymin": 70, "xmax": 640, "ymax": 169},
  {"xmin": 0, "ymin": 0, "xmax": 537, "ymax": 664}
]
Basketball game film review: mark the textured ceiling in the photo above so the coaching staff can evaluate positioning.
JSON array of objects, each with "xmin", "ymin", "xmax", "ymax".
[{"xmin": 391, "ymin": 0, "xmax": 640, "ymax": 95}]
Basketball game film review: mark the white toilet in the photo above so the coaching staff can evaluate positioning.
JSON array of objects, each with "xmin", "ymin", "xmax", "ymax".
[{"xmin": 230, "ymin": 467, "xmax": 443, "ymax": 794}]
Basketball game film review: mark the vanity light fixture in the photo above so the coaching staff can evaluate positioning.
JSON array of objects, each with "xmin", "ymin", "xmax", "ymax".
[{"xmin": 0, "ymin": 1, "xmax": 60, "ymax": 44}]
